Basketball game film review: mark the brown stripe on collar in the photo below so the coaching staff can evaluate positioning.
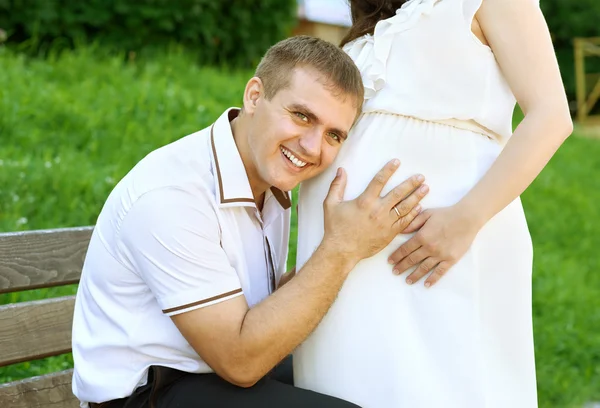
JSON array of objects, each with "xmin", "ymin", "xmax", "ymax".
[
  {"xmin": 270, "ymin": 187, "xmax": 292, "ymax": 210},
  {"xmin": 210, "ymin": 117, "xmax": 292, "ymax": 210},
  {"xmin": 210, "ymin": 124, "xmax": 255, "ymax": 205}
]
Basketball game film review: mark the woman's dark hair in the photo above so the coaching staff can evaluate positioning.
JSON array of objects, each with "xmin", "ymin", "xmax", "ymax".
[{"xmin": 340, "ymin": 0, "xmax": 408, "ymax": 47}]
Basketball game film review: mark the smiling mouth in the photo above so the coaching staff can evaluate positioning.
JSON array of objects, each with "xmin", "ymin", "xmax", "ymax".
[{"xmin": 280, "ymin": 146, "xmax": 309, "ymax": 169}]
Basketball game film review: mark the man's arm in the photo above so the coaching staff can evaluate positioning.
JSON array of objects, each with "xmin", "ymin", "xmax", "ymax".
[
  {"xmin": 172, "ymin": 241, "xmax": 352, "ymax": 387},
  {"xmin": 276, "ymin": 267, "xmax": 295, "ymax": 289},
  {"xmin": 172, "ymin": 161, "xmax": 428, "ymax": 387}
]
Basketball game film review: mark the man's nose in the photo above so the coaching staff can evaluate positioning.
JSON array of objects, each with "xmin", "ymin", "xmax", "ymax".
[{"xmin": 298, "ymin": 130, "xmax": 321, "ymax": 158}]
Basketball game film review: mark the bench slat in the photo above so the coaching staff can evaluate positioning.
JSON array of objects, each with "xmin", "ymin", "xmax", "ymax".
[
  {"xmin": 0, "ymin": 227, "xmax": 93, "ymax": 294},
  {"xmin": 0, "ymin": 296, "xmax": 74, "ymax": 367},
  {"xmin": 0, "ymin": 370, "xmax": 78, "ymax": 408}
]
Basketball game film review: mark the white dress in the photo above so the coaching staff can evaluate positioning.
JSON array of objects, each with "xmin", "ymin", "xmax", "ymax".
[{"xmin": 293, "ymin": 0, "xmax": 538, "ymax": 407}]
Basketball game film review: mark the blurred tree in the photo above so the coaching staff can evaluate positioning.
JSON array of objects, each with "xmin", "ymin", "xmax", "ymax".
[{"xmin": 0, "ymin": 0, "xmax": 297, "ymax": 67}]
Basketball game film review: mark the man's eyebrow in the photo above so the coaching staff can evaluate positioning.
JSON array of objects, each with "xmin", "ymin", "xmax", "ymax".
[
  {"xmin": 289, "ymin": 103, "xmax": 319, "ymax": 122},
  {"xmin": 288, "ymin": 103, "xmax": 348, "ymax": 140}
]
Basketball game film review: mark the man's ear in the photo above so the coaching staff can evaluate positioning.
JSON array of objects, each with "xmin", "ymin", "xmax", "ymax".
[{"xmin": 243, "ymin": 77, "xmax": 263, "ymax": 115}]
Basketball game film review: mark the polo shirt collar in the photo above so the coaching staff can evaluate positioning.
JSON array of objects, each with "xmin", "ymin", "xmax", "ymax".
[{"xmin": 210, "ymin": 108, "xmax": 291, "ymax": 211}]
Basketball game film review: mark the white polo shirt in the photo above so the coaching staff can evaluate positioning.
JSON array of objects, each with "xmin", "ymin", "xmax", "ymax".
[{"xmin": 72, "ymin": 108, "xmax": 291, "ymax": 405}]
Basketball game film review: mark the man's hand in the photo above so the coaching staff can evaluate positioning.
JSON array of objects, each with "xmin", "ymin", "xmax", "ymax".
[
  {"xmin": 387, "ymin": 205, "xmax": 482, "ymax": 287},
  {"xmin": 322, "ymin": 160, "xmax": 428, "ymax": 269}
]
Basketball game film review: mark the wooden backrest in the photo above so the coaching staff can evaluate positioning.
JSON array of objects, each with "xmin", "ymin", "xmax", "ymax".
[
  {"xmin": 0, "ymin": 227, "xmax": 92, "ymax": 295},
  {"xmin": 0, "ymin": 227, "xmax": 93, "ymax": 408}
]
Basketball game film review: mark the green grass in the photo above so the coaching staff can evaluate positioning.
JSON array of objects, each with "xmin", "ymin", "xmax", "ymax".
[
  {"xmin": 524, "ymin": 134, "xmax": 600, "ymax": 407},
  {"xmin": 0, "ymin": 45, "xmax": 598, "ymax": 407}
]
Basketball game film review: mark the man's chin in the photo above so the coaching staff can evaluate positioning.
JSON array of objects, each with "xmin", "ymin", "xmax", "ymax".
[
  {"xmin": 270, "ymin": 177, "xmax": 303, "ymax": 193},
  {"xmin": 272, "ymin": 182, "xmax": 297, "ymax": 192},
  {"xmin": 269, "ymin": 167, "xmax": 321, "ymax": 191}
]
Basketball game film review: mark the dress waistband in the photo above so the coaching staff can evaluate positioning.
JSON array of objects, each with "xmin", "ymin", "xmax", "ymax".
[
  {"xmin": 435, "ymin": 118, "xmax": 503, "ymax": 144},
  {"xmin": 363, "ymin": 111, "xmax": 504, "ymax": 144}
]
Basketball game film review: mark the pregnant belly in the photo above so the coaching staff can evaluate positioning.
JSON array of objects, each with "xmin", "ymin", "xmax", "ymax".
[
  {"xmin": 297, "ymin": 113, "xmax": 502, "ymax": 268},
  {"xmin": 294, "ymin": 114, "xmax": 530, "ymax": 408}
]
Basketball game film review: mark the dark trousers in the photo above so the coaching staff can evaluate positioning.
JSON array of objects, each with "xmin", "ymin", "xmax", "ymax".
[{"xmin": 91, "ymin": 357, "xmax": 360, "ymax": 408}]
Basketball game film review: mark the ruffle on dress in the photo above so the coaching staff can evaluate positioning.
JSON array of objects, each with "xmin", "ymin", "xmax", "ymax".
[{"xmin": 343, "ymin": 0, "xmax": 438, "ymax": 100}]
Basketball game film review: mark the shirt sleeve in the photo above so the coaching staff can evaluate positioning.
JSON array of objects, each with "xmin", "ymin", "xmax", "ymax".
[{"xmin": 117, "ymin": 186, "xmax": 244, "ymax": 316}]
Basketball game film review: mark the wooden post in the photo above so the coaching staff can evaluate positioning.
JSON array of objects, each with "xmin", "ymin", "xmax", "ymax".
[{"xmin": 574, "ymin": 38, "xmax": 587, "ymax": 123}]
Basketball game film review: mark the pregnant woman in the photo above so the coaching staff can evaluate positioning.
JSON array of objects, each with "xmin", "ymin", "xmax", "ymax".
[{"xmin": 293, "ymin": 0, "xmax": 572, "ymax": 407}]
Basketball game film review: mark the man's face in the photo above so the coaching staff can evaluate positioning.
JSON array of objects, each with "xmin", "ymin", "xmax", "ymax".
[{"xmin": 242, "ymin": 67, "xmax": 358, "ymax": 194}]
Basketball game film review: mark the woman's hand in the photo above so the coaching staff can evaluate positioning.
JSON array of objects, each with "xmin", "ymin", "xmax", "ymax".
[{"xmin": 387, "ymin": 205, "xmax": 483, "ymax": 287}]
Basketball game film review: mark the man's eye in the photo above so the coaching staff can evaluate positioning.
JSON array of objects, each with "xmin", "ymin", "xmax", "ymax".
[
  {"xmin": 295, "ymin": 112, "xmax": 308, "ymax": 122},
  {"xmin": 328, "ymin": 132, "xmax": 342, "ymax": 142}
]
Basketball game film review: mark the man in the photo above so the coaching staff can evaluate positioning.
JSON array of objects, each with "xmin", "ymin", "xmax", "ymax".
[{"xmin": 72, "ymin": 36, "xmax": 428, "ymax": 408}]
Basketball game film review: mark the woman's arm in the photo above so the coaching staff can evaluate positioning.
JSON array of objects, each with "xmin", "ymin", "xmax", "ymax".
[
  {"xmin": 388, "ymin": 0, "xmax": 573, "ymax": 286},
  {"xmin": 460, "ymin": 0, "xmax": 572, "ymax": 225}
]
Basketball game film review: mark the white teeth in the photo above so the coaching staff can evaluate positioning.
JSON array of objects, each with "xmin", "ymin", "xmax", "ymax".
[{"xmin": 281, "ymin": 147, "xmax": 307, "ymax": 168}]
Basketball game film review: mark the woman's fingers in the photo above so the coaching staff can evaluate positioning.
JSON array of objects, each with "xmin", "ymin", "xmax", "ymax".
[
  {"xmin": 388, "ymin": 235, "xmax": 421, "ymax": 267},
  {"xmin": 391, "ymin": 243, "xmax": 426, "ymax": 275},
  {"xmin": 423, "ymin": 261, "xmax": 451, "ymax": 287},
  {"xmin": 405, "ymin": 256, "xmax": 440, "ymax": 284}
]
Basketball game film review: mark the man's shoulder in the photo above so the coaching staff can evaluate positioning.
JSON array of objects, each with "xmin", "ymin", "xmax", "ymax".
[
  {"xmin": 96, "ymin": 125, "xmax": 219, "ymax": 240},
  {"xmin": 125, "ymin": 126, "xmax": 216, "ymax": 202},
  {"xmin": 144, "ymin": 126, "xmax": 214, "ymax": 182}
]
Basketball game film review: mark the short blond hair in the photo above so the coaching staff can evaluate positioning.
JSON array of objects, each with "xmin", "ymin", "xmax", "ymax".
[{"xmin": 255, "ymin": 36, "xmax": 364, "ymax": 112}]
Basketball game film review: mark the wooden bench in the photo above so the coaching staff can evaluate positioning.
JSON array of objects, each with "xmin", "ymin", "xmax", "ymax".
[{"xmin": 0, "ymin": 227, "xmax": 93, "ymax": 408}]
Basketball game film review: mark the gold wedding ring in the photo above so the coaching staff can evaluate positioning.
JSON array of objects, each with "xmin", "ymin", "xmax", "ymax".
[{"xmin": 393, "ymin": 205, "xmax": 401, "ymax": 219}]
